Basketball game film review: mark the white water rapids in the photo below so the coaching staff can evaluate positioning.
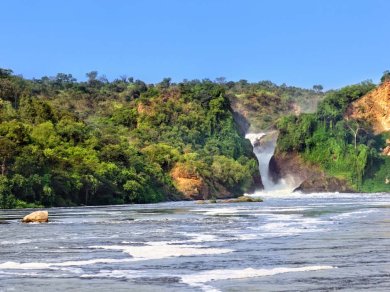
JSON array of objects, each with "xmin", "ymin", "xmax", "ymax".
[{"xmin": 245, "ymin": 132, "xmax": 298, "ymax": 196}]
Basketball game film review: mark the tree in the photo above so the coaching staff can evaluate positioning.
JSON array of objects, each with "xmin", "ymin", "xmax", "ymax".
[
  {"xmin": 158, "ymin": 78, "xmax": 171, "ymax": 89},
  {"xmin": 0, "ymin": 138, "xmax": 16, "ymax": 175},
  {"xmin": 313, "ymin": 84, "xmax": 323, "ymax": 93},
  {"xmin": 0, "ymin": 68, "xmax": 13, "ymax": 77},
  {"xmin": 81, "ymin": 174, "xmax": 99, "ymax": 205},
  {"xmin": 119, "ymin": 75, "xmax": 128, "ymax": 83},
  {"xmin": 215, "ymin": 77, "xmax": 226, "ymax": 84},
  {"xmin": 0, "ymin": 76, "xmax": 19, "ymax": 107},
  {"xmin": 31, "ymin": 121, "xmax": 60, "ymax": 147},
  {"xmin": 123, "ymin": 179, "xmax": 143, "ymax": 203},
  {"xmin": 86, "ymin": 71, "xmax": 98, "ymax": 82},
  {"xmin": 141, "ymin": 143, "xmax": 180, "ymax": 171},
  {"xmin": 54, "ymin": 73, "xmax": 76, "ymax": 89},
  {"xmin": 381, "ymin": 70, "xmax": 390, "ymax": 83},
  {"xmin": 345, "ymin": 119, "xmax": 366, "ymax": 149},
  {"xmin": 0, "ymin": 176, "xmax": 15, "ymax": 209}
]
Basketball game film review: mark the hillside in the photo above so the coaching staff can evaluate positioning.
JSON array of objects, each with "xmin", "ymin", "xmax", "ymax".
[
  {"xmin": 346, "ymin": 81, "xmax": 390, "ymax": 134},
  {"xmin": 1, "ymin": 67, "xmax": 387, "ymax": 208},
  {"xmin": 0, "ymin": 69, "xmax": 263, "ymax": 208},
  {"xmin": 226, "ymin": 81, "xmax": 324, "ymax": 130},
  {"xmin": 275, "ymin": 80, "xmax": 390, "ymax": 192}
]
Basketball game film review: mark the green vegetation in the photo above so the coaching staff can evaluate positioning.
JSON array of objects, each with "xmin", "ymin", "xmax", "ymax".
[
  {"xmin": 226, "ymin": 80, "xmax": 324, "ymax": 130},
  {"xmin": 0, "ymin": 68, "xmax": 264, "ymax": 208},
  {"xmin": 277, "ymin": 81, "xmax": 390, "ymax": 192},
  {"xmin": 2, "ymin": 67, "xmax": 385, "ymax": 208}
]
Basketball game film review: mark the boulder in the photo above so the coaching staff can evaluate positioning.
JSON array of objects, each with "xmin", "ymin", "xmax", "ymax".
[
  {"xmin": 221, "ymin": 196, "xmax": 263, "ymax": 203},
  {"xmin": 22, "ymin": 211, "xmax": 49, "ymax": 223}
]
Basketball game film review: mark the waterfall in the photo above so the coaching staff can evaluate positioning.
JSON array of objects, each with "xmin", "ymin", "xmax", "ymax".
[{"xmin": 246, "ymin": 131, "xmax": 296, "ymax": 195}]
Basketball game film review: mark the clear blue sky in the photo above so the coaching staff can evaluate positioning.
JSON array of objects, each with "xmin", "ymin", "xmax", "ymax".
[{"xmin": 1, "ymin": 0, "xmax": 389, "ymax": 89}]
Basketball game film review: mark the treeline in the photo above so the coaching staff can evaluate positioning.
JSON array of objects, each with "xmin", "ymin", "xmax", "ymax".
[
  {"xmin": 276, "ymin": 80, "xmax": 390, "ymax": 192},
  {"xmin": 0, "ymin": 69, "xmax": 262, "ymax": 208}
]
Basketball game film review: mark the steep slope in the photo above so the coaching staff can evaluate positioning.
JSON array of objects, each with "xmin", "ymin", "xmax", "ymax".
[
  {"xmin": 0, "ymin": 70, "xmax": 262, "ymax": 208},
  {"xmin": 346, "ymin": 81, "xmax": 390, "ymax": 133},
  {"xmin": 274, "ymin": 81, "xmax": 390, "ymax": 193}
]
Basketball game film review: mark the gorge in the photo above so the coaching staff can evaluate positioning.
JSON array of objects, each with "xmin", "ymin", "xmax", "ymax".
[
  {"xmin": 245, "ymin": 132, "xmax": 298, "ymax": 196},
  {"xmin": 0, "ymin": 68, "xmax": 390, "ymax": 208},
  {"xmin": 1, "ymin": 69, "xmax": 390, "ymax": 292}
]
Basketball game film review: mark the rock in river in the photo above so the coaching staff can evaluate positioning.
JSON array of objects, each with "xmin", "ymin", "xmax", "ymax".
[{"xmin": 22, "ymin": 211, "xmax": 49, "ymax": 223}]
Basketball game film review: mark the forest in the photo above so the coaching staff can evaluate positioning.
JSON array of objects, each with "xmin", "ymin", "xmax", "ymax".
[
  {"xmin": 276, "ymin": 79, "xmax": 390, "ymax": 192},
  {"xmin": 0, "ymin": 67, "xmax": 333, "ymax": 208}
]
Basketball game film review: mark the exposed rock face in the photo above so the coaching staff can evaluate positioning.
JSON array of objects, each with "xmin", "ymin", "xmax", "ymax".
[
  {"xmin": 22, "ymin": 211, "xmax": 49, "ymax": 223},
  {"xmin": 270, "ymin": 152, "xmax": 353, "ymax": 193},
  {"xmin": 250, "ymin": 172, "xmax": 264, "ymax": 192},
  {"xmin": 346, "ymin": 81, "xmax": 390, "ymax": 134},
  {"xmin": 383, "ymin": 145, "xmax": 390, "ymax": 156},
  {"xmin": 170, "ymin": 162, "xmax": 258, "ymax": 200},
  {"xmin": 170, "ymin": 164, "xmax": 209, "ymax": 200},
  {"xmin": 232, "ymin": 111, "xmax": 250, "ymax": 136}
]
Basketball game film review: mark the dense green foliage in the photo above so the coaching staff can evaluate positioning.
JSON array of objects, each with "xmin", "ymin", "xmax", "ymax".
[
  {"xmin": 0, "ymin": 69, "xmax": 259, "ymax": 208},
  {"xmin": 277, "ymin": 81, "xmax": 390, "ymax": 191}
]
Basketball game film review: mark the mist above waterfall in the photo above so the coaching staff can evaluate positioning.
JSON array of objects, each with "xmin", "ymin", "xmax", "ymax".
[{"xmin": 246, "ymin": 132, "xmax": 297, "ymax": 196}]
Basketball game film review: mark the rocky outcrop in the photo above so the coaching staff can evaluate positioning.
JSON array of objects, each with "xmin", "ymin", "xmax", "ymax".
[
  {"xmin": 221, "ymin": 196, "xmax": 263, "ymax": 203},
  {"xmin": 382, "ymin": 139, "xmax": 390, "ymax": 156},
  {"xmin": 270, "ymin": 152, "xmax": 353, "ymax": 193},
  {"xmin": 346, "ymin": 81, "xmax": 390, "ymax": 134},
  {"xmin": 22, "ymin": 211, "xmax": 49, "ymax": 223},
  {"xmin": 170, "ymin": 162, "xmax": 260, "ymax": 200},
  {"xmin": 170, "ymin": 163, "xmax": 210, "ymax": 200},
  {"xmin": 383, "ymin": 146, "xmax": 390, "ymax": 156},
  {"xmin": 232, "ymin": 111, "xmax": 250, "ymax": 136},
  {"xmin": 250, "ymin": 172, "xmax": 264, "ymax": 193}
]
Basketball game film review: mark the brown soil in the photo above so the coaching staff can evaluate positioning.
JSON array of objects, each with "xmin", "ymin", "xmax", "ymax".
[
  {"xmin": 170, "ymin": 163, "xmax": 209, "ymax": 200},
  {"xmin": 346, "ymin": 81, "xmax": 390, "ymax": 134}
]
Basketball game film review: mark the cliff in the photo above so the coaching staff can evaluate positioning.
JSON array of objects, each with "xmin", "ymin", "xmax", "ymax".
[
  {"xmin": 274, "ymin": 81, "xmax": 390, "ymax": 193},
  {"xmin": 270, "ymin": 152, "xmax": 353, "ymax": 193},
  {"xmin": 346, "ymin": 81, "xmax": 390, "ymax": 134}
]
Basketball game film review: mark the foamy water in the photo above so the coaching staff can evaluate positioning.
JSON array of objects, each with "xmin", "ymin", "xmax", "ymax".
[
  {"xmin": 245, "ymin": 132, "xmax": 299, "ymax": 193},
  {"xmin": 90, "ymin": 242, "xmax": 233, "ymax": 261},
  {"xmin": 181, "ymin": 265, "xmax": 335, "ymax": 291},
  {"xmin": 1, "ymin": 193, "xmax": 389, "ymax": 291}
]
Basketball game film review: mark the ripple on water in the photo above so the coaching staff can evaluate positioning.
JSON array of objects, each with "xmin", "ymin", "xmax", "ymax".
[
  {"xmin": 90, "ymin": 241, "xmax": 233, "ymax": 261},
  {"xmin": 0, "ymin": 258, "xmax": 134, "ymax": 270},
  {"xmin": 180, "ymin": 266, "xmax": 336, "ymax": 291},
  {"xmin": 0, "ymin": 193, "xmax": 389, "ymax": 291}
]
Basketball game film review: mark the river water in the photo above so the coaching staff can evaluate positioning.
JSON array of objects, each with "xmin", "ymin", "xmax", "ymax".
[{"xmin": 0, "ymin": 192, "xmax": 389, "ymax": 291}]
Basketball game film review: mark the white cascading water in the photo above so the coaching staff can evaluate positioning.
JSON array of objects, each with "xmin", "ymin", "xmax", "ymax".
[{"xmin": 245, "ymin": 132, "xmax": 298, "ymax": 196}]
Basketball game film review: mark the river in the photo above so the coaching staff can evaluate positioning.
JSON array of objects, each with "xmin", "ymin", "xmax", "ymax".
[{"xmin": 1, "ymin": 192, "xmax": 389, "ymax": 291}]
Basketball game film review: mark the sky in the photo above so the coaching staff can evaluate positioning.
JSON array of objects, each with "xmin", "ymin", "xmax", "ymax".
[{"xmin": 1, "ymin": 0, "xmax": 389, "ymax": 89}]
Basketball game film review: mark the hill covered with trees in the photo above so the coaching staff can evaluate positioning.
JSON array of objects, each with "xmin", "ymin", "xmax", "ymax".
[
  {"xmin": 0, "ymin": 67, "xmax": 335, "ymax": 208},
  {"xmin": 0, "ymin": 69, "xmax": 264, "ymax": 208},
  {"xmin": 226, "ymin": 79, "xmax": 324, "ymax": 131},
  {"xmin": 275, "ymin": 78, "xmax": 390, "ymax": 192}
]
